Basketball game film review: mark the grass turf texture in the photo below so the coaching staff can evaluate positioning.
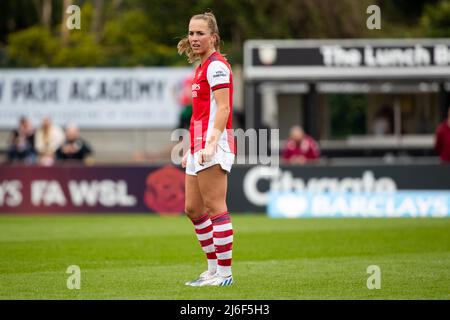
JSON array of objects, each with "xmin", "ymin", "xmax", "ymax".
[{"xmin": 0, "ymin": 215, "xmax": 449, "ymax": 299}]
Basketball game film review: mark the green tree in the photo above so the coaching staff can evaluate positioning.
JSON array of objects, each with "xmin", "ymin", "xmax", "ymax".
[
  {"xmin": 7, "ymin": 26, "xmax": 58, "ymax": 67},
  {"xmin": 421, "ymin": 0, "xmax": 450, "ymax": 37},
  {"xmin": 328, "ymin": 94, "xmax": 367, "ymax": 139},
  {"xmin": 53, "ymin": 31, "xmax": 106, "ymax": 67},
  {"xmin": 102, "ymin": 9, "xmax": 180, "ymax": 66},
  {"xmin": 3, "ymin": 0, "xmax": 450, "ymax": 68},
  {"xmin": 53, "ymin": 2, "xmax": 106, "ymax": 66}
]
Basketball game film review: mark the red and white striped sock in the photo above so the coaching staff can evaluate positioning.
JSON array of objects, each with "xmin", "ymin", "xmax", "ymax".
[
  {"xmin": 211, "ymin": 212, "xmax": 233, "ymax": 277},
  {"xmin": 191, "ymin": 213, "xmax": 217, "ymax": 274}
]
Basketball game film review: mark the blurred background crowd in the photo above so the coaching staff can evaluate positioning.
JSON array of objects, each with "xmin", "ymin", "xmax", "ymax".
[{"xmin": 0, "ymin": 0, "xmax": 449, "ymax": 166}]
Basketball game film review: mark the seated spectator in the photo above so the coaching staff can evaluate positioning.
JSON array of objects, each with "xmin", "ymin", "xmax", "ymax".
[
  {"xmin": 56, "ymin": 123, "xmax": 93, "ymax": 165},
  {"xmin": 435, "ymin": 106, "xmax": 450, "ymax": 163},
  {"xmin": 177, "ymin": 74, "xmax": 193, "ymax": 130},
  {"xmin": 7, "ymin": 116, "xmax": 36, "ymax": 164},
  {"xmin": 34, "ymin": 116, "xmax": 65, "ymax": 166},
  {"xmin": 372, "ymin": 106, "xmax": 393, "ymax": 136},
  {"xmin": 282, "ymin": 125, "xmax": 320, "ymax": 165}
]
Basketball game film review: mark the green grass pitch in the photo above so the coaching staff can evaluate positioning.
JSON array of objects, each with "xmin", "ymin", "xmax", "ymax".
[{"xmin": 0, "ymin": 214, "xmax": 449, "ymax": 299}]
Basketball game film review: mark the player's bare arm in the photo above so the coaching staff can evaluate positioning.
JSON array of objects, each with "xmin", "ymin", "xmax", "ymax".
[{"xmin": 199, "ymin": 88, "xmax": 230, "ymax": 164}]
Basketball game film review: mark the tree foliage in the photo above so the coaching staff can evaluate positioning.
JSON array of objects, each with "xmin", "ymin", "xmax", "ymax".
[
  {"xmin": 421, "ymin": 0, "xmax": 450, "ymax": 37},
  {"xmin": 7, "ymin": 26, "xmax": 58, "ymax": 67},
  {"xmin": 1, "ymin": 0, "xmax": 448, "ymax": 67}
]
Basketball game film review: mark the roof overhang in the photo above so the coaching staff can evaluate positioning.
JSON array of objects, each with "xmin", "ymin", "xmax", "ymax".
[{"xmin": 244, "ymin": 39, "xmax": 450, "ymax": 81}]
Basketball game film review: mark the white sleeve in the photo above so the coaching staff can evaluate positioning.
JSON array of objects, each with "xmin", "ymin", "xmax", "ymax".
[{"xmin": 207, "ymin": 61, "xmax": 230, "ymax": 91}]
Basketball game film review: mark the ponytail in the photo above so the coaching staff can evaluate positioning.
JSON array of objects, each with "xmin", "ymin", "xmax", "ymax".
[{"xmin": 177, "ymin": 11, "xmax": 223, "ymax": 64}]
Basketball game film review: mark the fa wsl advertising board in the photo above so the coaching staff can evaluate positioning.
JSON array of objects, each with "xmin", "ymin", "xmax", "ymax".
[
  {"xmin": 1, "ymin": 164, "xmax": 450, "ymax": 216},
  {"xmin": 0, "ymin": 68, "xmax": 192, "ymax": 129},
  {"xmin": 0, "ymin": 165, "xmax": 185, "ymax": 214}
]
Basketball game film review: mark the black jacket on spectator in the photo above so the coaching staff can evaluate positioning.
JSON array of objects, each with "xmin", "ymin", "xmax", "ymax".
[
  {"xmin": 56, "ymin": 138, "xmax": 92, "ymax": 162},
  {"xmin": 7, "ymin": 128, "xmax": 36, "ymax": 162}
]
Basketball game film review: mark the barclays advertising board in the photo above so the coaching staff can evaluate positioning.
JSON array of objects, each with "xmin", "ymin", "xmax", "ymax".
[
  {"xmin": 227, "ymin": 164, "xmax": 450, "ymax": 214},
  {"xmin": 268, "ymin": 191, "xmax": 450, "ymax": 218}
]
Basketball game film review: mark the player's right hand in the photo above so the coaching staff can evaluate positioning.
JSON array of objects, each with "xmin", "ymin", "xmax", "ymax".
[{"xmin": 181, "ymin": 152, "xmax": 189, "ymax": 168}]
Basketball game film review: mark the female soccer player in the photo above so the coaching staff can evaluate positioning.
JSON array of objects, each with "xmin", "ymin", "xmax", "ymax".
[{"xmin": 178, "ymin": 12, "xmax": 235, "ymax": 286}]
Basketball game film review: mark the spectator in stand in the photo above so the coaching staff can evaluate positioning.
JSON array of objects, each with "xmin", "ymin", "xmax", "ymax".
[
  {"xmin": 372, "ymin": 106, "xmax": 393, "ymax": 136},
  {"xmin": 34, "ymin": 116, "xmax": 65, "ymax": 166},
  {"xmin": 7, "ymin": 116, "xmax": 36, "ymax": 164},
  {"xmin": 282, "ymin": 125, "xmax": 320, "ymax": 165},
  {"xmin": 56, "ymin": 123, "xmax": 93, "ymax": 165},
  {"xmin": 177, "ymin": 74, "xmax": 194, "ymax": 130},
  {"xmin": 435, "ymin": 106, "xmax": 450, "ymax": 164}
]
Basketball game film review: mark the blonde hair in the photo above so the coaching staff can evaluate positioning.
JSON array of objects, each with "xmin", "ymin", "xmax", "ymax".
[{"xmin": 177, "ymin": 12, "xmax": 222, "ymax": 64}]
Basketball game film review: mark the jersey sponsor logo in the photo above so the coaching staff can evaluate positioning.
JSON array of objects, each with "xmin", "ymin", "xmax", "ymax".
[{"xmin": 213, "ymin": 70, "xmax": 227, "ymax": 78}]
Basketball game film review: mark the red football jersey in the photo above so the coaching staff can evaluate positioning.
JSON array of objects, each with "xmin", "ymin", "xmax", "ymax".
[
  {"xmin": 190, "ymin": 51, "xmax": 234, "ymax": 154},
  {"xmin": 435, "ymin": 121, "xmax": 450, "ymax": 163},
  {"xmin": 282, "ymin": 135, "xmax": 320, "ymax": 163}
]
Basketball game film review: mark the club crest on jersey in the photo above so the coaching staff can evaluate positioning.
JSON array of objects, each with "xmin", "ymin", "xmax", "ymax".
[
  {"xmin": 197, "ymin": 71, "xmax": 203, "ymax": 78},
  {"xmin": 192, "ymin": 83, "xmax": 200, "ymax": 98}
]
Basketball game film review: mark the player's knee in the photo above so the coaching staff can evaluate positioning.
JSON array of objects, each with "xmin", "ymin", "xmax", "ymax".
[
  {"xmin": 184, "ymin": 204, "xmax": 195, "ymax": 216},
  {"xmin": 203, "ymin": 200, "xmax": 227, "ymax": 216},
  {"xmin": 185, "ymin": 205, "xmax": 202, "ymax": 219}
]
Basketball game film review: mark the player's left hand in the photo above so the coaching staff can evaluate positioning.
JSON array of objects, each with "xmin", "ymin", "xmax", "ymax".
[{"xmin": 198, "ymin": 142, "xmax": 217, "ymax": 165}]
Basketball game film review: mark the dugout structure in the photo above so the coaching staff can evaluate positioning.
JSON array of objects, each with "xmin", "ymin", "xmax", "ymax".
[{"xmin": 243, "ymin": 39, "xmax": 450, "ymax": 160}]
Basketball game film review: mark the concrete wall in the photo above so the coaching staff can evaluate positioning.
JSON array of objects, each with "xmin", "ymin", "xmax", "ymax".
[{"xmin": 0, "ymin": 129, "xmax": 177, "ymax": 164}]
